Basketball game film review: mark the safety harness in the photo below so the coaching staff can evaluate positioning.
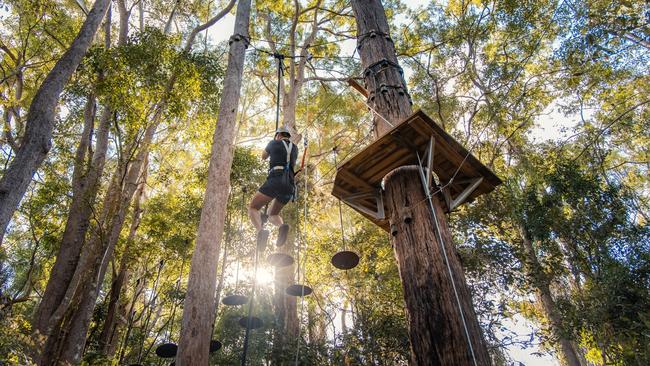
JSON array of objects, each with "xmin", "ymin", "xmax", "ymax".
[{"xmin": 270, "ymin": 139, "xmax": 293, "ymax": 173}]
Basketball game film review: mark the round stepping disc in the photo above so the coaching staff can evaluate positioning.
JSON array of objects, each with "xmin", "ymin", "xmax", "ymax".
[
  {"xmin": 155, "ymin": 342, "xmax": 177, "ymax": 358},
  {"xmin": 267, "ymin": 253, "xmax": 294, "ymax": 267},
  {"xmin": 210, "ymin": 339, "xmax": 222, "ymax": 353},
  {"xmin": 222, "ymin": 294, "xmax": 248, "ymax": 306},
  {"xmin": 331, "ymin": 251, "xmax": 360, "ymax": 270},
  {"xmin": 285, "ymin": 284, "xmax": 313, "ymax": 297},
  {"xmin": 239, "ymin": 316, "xmax": 264, "ymax": 329}
]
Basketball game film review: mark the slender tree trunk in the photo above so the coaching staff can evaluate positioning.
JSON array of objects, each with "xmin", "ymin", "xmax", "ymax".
[
  {"xmin": 0, "ymin": 0, "xmax": 110, "ymax": 245},
  {"xmin": 33, "ymin": 106, "xmax": 111, "ymax": 339},
  {"xmin": 519, "ymin": 227, "xmax": 582, "ymax": 366},
  {"xmin": 116, "ymin": 0, "xmax": 129, "ymax": 45},
  {"xmin": 99, "ymin": 175, "xmax": 146, "ymax": 358},
  {"xmin": 176, "ymin": 0, "xmax": 251, "ymax": 364},
  {"xmin": 34, "ymin": 2, "xmax": 118, "ymax": 342},
  {"xmin": 99, "ymin": 255, "xmax": 130, "ymax": 358},
  {"xmin": 35, "ymin": 122, "xmax": 151, "ymax": 364},
  {"xmin": 267, "ymin": 5, "xmax": 322, "ymax": 360},
  {"xmin": 350, "ymin": 1, "xmax": 491, "ymax": 364},
  {"xmin": 52, "ymin": 150, "xmax": 150, "ymax": 365}
]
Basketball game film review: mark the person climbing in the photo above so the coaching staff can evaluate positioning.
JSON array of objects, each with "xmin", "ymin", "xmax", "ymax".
[{"xmin": 248, "ymin": 126, "xmax": 298, "ymax": 249}]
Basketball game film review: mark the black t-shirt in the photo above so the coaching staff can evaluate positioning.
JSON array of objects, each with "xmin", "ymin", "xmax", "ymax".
[{"xmin": 265, "ymin": 139, "xmax": 298, "ymax": 172}]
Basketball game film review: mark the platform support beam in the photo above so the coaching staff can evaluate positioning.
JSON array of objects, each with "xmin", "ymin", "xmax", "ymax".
[{"xmin": 350, "ymin": 1, "xmax": 492, "ymax": 365}]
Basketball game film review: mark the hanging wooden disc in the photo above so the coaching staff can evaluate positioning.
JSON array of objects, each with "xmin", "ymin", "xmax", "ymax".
[
  {"xmin": 155, "ymin": 342, "xmax": 178, "ymax": 358},
  {"xmin": 238, "ymin": 316, "xmax": 264, "ymax": 329},
  {"xmin": 222, "ymin": 294, "xmax": 248, "ymax": 306},
  {"xmin": 285, "ymin": 284, "xmax": 313, "ymax": 297},
  {"xmin": 331, "ymin": 250, "xmax": 360, "ymax": 270},
  {"xmin": 267, "ymin": 253, "xmax": 294, "ymax": 267},
  {"xmin": 210, "ymin": 339, "xmax": 222, "ymax": 353}
]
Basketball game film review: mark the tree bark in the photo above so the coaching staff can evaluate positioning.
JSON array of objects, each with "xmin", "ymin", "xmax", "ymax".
[
  {"xmin": 519, "ymin": 227, "xmax": 582, "ymax": 366},
  {"xmin": 51, "ymin": 146, "xmax": 151, "ymax": 365},
  {"xmin": 176, "ymin": 0, "xmax": 252, "ymax": 364},
  {"xmin": 350, "ymin": 1, "xmax": 491, "ymax": 364},
  {"xmin": 385, "ymin": 167, "xmax": 491, "ymax": 365},
  {"xmin": 0, "ymin": 0, "xmax": 110, "ymax": 245},
  {"xmin": 98, "ymin": 174, "xmax": 146, "ymax": 358},
  {"xmin": 33, "ymin": 105, "xmax": 111, "ymax": 342},
  {"xmin": 350, "ymin": 0, "xmax": 412, "ymax": 137}
]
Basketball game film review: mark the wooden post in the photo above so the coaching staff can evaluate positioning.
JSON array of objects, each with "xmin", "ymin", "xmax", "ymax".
[
  {"xmin": 176, "ymin": 0, "xmax": 252, "ymax": 365},
  {"xmin": 349, "ymin": 1, "xmax": 492, "ymax": 364}
]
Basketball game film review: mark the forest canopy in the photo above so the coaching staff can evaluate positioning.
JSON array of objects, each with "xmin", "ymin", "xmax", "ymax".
[{"xmin": 0, "ymin": 0, "xmax": 648, "ymax": 365}]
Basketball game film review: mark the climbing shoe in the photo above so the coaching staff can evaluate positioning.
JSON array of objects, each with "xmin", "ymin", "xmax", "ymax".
[
  {"xmin": 257, "ymin": 229, "xmax": 269, "ymax": 252},
  {"xmin": 277, "ymin": 224, "xmax": 290, "ymax": 247}
]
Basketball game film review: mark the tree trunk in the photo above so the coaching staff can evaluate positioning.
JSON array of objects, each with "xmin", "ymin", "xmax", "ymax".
[
  {"xmin": 35, "ymin": 123, "xmax": 151, "ymax": 364},
  {"xmin": 34, "ymin": 2, "xmax": 117, "ymax": 344},
  {"xmin": 33, "ymin": 106, "xmax": 112, "ymax": 341},
  {"xmin": 51, "ymin": 149, "xmax": 150, "ymax": 365},
  {"xmin": 98, "ymin": 175, "xmax": 146, "ymax": 358},
  {"xmin": 519, "ymin": 227, "xmax": 582, "ymax": 366},
  {"xmin": 385, "ymin": 167, "xmax": 491, "ymax": 365},
  {"xmin": 176, "ymin": 0, "xmax": 251, "ymax": 364},
  {"xmin": 350, "ymin": 2, "xmax": 491, "ymax": 364},
  {"xmin": 350, "ymin": 0, "xmax": 412, "ymax": 137},
  {"xmin": 99, "ymin": 255, "xmax": 130, "ymax": 358},
  {"xmin": 0, "ymin": 0, "xmax": 110, "ymax": 245}
]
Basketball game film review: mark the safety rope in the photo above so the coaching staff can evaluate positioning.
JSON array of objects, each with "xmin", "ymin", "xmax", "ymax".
[
  {"xmin": 416, "ymin": 151, "xmax": 478, "ymax": 366},
  {"xmin": 333, "ymin": 148, "xmax": 347, "ymax": 250},
  {"xmin": 294, "ymin": 135, "xmax": 309, "ymax": 366},
  {"xmin": 240, "ymin": 230, "xmax": 262, "ymax": 366},
  {"xmin": 274, "ymin": 53, "xmax": 284, "ymax": 130}
]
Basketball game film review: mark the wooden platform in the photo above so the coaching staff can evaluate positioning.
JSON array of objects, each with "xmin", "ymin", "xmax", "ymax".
[{"xmin": 331, "ymin": 110, "xmax": 502, "ymax": 232}]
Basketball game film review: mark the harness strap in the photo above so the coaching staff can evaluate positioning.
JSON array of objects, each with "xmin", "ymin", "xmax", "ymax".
[{"xmin": 269, "ymin": 140, "xmax": 294, "ymax": 173}]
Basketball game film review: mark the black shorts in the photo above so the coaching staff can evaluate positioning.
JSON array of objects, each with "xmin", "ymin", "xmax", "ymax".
[{"xmin": 259, "ymin": 171, "xmax": 294, "ymax": 204}]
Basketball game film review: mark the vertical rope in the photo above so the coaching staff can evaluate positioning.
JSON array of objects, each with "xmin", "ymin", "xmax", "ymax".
[
  {"xmin": 274, "ymin": 54, "xmax": 284, "ymax": 131},
  {"xmin": 416, "ymin": 152, "xmax": 478, "ymax": 366},
  {"xmin": 333, "ymin": 148, "xmax": 347, "ymax": 250},
  {"xmin": 241, "ymin": 236, "xmax": 261, "ymax": 365},
  {"xmin": 294, "ymin": 136, "xmax": 309, "ymax": 365},
  {"xmin": 235, "ymin": 189, "xmax": 246, "ymax": 291}
]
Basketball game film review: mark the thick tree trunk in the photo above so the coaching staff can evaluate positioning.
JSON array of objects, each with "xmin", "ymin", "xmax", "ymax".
[
  {"xmin": 385, "ymin": 167, "xmax": 491, "ymax": 365},
  {"xmin": 519, "ymin": 227, "xmax": 582, "ymax": 366},
  {"xmin": 176, "ymin": 0, "xmax": 251, "ymax": 364},
  {"xmin": 350, "ymin": 1, "xmax": 491, "ymax": 364},
  {"xmin": 211, "ymin": 240, "xmax": 229, "ymax": 329},
  {"xmin": 0, "ymin": 0, "xmax": 110, "ymax": 245},
  {"xmin": 350, "ymin": 0, "xmax": 412, "ymax": 137}
]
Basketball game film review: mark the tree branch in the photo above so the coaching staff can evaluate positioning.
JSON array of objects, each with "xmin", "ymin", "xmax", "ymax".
[{"xmin": 182, "ymin": 0, "xmax": 237, "ymax": 53}]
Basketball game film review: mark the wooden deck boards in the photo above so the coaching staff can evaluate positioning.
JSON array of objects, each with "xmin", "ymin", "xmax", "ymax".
[{"xmin": 332, "ymin": 110, "xmax": 502, "ymax": 232}]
